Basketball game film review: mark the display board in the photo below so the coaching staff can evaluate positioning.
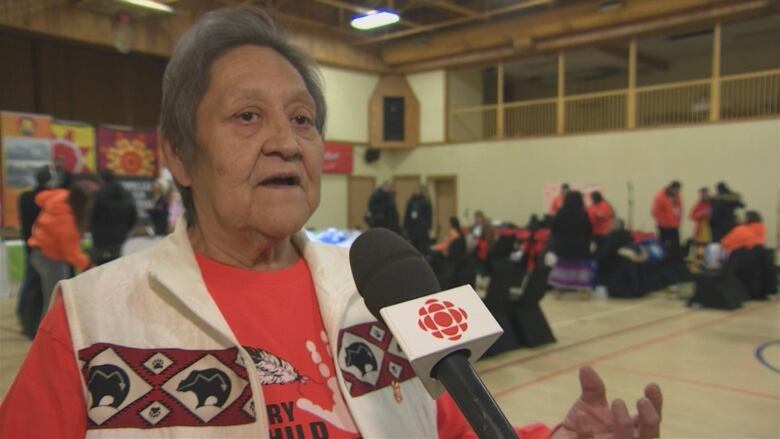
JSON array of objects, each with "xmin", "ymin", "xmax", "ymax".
[
  {"xmin": 51, "ymin": 119, "xmax": 97, "ymax": 174},
  {"xmin": 97, "ymin": 126, "xmax": 159, "ymax": 177},
  {"xmin": 0, "ymin": 111, "xmax": 53, "ymax": 228}
]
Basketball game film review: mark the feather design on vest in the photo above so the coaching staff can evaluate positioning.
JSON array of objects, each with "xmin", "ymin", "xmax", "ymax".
[{"xmin": 244, "ymin": 346, "xmax": 308, "ymax": 385}]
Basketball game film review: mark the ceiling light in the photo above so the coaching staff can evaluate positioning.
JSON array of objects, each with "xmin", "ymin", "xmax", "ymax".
[
  {"xmin": 116, "ymin": 0, "xmax": 174, "ymax": 14},
  {"xmin": 351, "ymin": 10, "xmax": 400, "ymax": 30}
]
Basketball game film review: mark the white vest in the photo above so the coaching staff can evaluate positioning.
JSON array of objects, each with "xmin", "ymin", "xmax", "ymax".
[{"xmin": 58, "ymin": 220, "xmax": 437, "ymax": 438}]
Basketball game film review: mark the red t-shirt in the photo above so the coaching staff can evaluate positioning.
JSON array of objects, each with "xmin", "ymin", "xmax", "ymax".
[
  {"xmin": 548, "ymin": 194, "xmax": 564, "ymax": 215},
  {"xmin": 0, "ymin": 255, "xmax": 551, "ymax": 439},
  {"xmin": 196, "ymin": 254, "xmax": 359, "ymax": 438},
  {"xmin": 587, "ymin": 201, "xmax": 614, "ymax": 237}
]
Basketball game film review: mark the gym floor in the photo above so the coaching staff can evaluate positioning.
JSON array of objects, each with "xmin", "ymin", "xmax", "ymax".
[{"xmin": 1, "ymin": 292, "xmax": 778, "ymax": 437}]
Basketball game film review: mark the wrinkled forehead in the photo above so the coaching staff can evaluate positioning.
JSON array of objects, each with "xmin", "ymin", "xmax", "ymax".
[{"xmin": 206, "ymin": 45, "xmax": 314, "ymax": 105}]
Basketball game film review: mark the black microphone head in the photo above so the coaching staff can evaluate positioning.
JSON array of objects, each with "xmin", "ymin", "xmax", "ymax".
[{"xmin": 350, "ymin": 228, "xmax": 441, "ymax": 322}]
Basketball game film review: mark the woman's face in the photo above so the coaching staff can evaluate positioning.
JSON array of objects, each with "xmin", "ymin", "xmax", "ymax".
[{"xmin": 181, "ymin": 45, "xmax": 323, "ymax": 240}]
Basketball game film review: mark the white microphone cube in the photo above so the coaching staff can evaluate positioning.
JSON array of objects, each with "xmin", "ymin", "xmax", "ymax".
[{"xmin": 379, "ymin": 284, "xmax": 504, "ymax": 397}]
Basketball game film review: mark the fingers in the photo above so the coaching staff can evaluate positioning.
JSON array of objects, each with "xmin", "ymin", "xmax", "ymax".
[
  {"xmin": 579, "ymin": 366, "xmax": 608, "ymax": 406},
  {"xmin": 644, "ymin": 382, "xmax": 663, "ymax": 421},
  {"xmin": 611, "ymin": 399, "xmax": 634, "ymax": 439},
  {"xmin": 636, "ymin": 397, "xmax": 661, "ymax": 439},
  {"xmin": 575, "ymin": 411, "xmax": 594, "ymax": 439}
]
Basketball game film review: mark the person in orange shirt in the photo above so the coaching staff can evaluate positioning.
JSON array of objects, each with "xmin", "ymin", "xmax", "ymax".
[
  {"xmin": 431, "ymin": 216, "xmax": 465, "ymax": 256},
  {"xmin": 27, "ymin": 181, "xmax": 95, "ymax": 317},
  {"xmin": 651, "ymin": 180, "xmax": 683, "ymax": 259},
  {"xmin": 720, "ymin": 211, "xmax": 765, "ymax": 252},
  {"xmin": 588, "ymin": 191, "xmax": 614, "ymax": 245},
  {"xmin": 549, "ymin": 183, "xmax": 570, "ymax": 216}
]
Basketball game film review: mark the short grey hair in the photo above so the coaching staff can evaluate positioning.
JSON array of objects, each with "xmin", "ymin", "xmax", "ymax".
[{"xmin": 159, "ymin": 6, "xmax": 327, "ymax": 224}]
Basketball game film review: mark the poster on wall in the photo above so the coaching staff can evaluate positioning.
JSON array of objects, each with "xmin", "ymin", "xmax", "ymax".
[
  {"xmin": 97, "ymin": 126, "xmax": 159, "ymax": 178},
  {"xmin": 117, "ymin": 176, "xmax": 156, "ymax": 221},
  {"xmin": 51, "ymin": 119, "xmax": 96, "ymax": 174},
  {"xmin": 543, "ymin": 182, "xmax": 605, "ymax": 212},
  {"xmin": 323, "ymin": 142, "xmax": 353, "ymax": 174},
  {"xmin": 0, "ymin": 111, "xmax": 53, "ymax": 228}
]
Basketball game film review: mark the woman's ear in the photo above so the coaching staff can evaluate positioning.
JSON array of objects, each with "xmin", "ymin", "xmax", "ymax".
[{"xmin": 160, "ymin": 135, "xmax": 192, "ymax": 188}]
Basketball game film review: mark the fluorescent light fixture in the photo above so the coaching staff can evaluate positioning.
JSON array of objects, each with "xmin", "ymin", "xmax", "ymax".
[
  {"xmin": 351, "ymin": 10, "xmax": 400, "ymax": 30},
  {"xmin": 117, "ymin": 0, "xmax": 174, "ymax": 14}
]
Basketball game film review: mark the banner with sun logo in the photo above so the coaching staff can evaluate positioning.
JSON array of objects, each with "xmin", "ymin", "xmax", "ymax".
[
  {"xmin": 1, "ymin": 111, "xmax": 53, "ymax": 227},
  {"xmin": 51, "ymin": 120, "xmax": 97, "ymax": 175},
  {"xmin": 97, "ymin": 126, "xmax": 159, "ymax": 177}
]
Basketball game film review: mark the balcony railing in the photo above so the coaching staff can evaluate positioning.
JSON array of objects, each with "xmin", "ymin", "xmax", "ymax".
[{"xmin": 448, "ymin": 69, "xmax": 780, "ymax": 142}]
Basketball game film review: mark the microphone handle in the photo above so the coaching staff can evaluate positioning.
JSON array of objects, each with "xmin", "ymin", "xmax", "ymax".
[{"xmin": 433, "ymin": 351, "xmax": 517, "ymax": 439}]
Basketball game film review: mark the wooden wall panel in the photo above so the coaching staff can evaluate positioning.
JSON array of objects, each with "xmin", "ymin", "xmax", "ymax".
[
  {"xmin": 122, "ymin": 56, "xmax": 165, "ymax": 127},
  {"xmin": 0, "ymin": 35, "xmax": 36, "ymax": 113},
  {"xmin": 0, "ymin": 32, "xmax": 165, "ymax": 127}
]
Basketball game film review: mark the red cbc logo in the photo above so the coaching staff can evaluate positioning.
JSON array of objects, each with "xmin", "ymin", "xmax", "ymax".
[{"xmin": 417, "ymin": 298, "xmax": 469, "ymax": 341}]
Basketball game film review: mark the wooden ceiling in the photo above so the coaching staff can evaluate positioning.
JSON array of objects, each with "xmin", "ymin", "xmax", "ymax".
[
  {"xmin": 1, "ymin": 0, "xmax": 778, "ymax": 73},
  {"xmin": 195, "ymin": 0, "xmax": 780, "ymax": 71}
]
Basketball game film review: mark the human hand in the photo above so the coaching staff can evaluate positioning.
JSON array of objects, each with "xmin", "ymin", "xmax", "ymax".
[{"xmin": 549, "ymin": 366, "xmax": 662, "ymax": 439}]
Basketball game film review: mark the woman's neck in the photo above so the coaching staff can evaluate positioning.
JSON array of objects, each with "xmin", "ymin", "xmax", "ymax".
[{"xmin": 187, "ymin": 221, "xmax": 299, "ymax": 271}]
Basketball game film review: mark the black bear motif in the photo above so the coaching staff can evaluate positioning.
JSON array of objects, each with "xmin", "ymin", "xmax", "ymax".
[
  {"xmin": 87, "ymin": 364, "xmax": 131, "ymax": 409},
  {"xmin": 345, "ymin": 342, "xmax": 378, "ymax": 377},
  {"xmin": 177, "ymin": 368, "xmax": 232, "ymax": 408}
]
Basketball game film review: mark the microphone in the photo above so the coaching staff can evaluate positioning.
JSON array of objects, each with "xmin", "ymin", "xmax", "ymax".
[{"xmin": 349, "ymin": 228, "xmax": 516, "ymax": 439}]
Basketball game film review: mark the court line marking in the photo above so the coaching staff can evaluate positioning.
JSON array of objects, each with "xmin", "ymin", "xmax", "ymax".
[
  {"xmin": 754, "ymin": 339, "xmax": 780, "ymax": 374},
  {"xmin": 590, "ymin": 362, "xmax": 779, "ymax": 401},
  {"xmin": 0, "ymin": 324, "xmax": 23, "ymax": 335},
  {"xmin": 492, "ymin": 301, "xmax": 779, "ymax": 399},
  {"xmin": 550, "ymin": 302, "xmax": 658, "ymax": 328},
  {"xmin": 479, "ymin": 307, "xmax": 692, "ymax": 376}
]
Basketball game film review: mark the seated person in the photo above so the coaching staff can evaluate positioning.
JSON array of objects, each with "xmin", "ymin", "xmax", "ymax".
[
  {"xmin": 594, "ymin": 219, "xmax": 634, "ymax": 287},
  {"xmin": 720, "ymin": 210, "xmax": 765, "ymax": 253},
  {"xmin": 0, "ymin": 7, "xmax": 662, "ymax": 439},
  {"xmin": 431, "ymin": 216, "xmax": 465, "ymax": 257}
]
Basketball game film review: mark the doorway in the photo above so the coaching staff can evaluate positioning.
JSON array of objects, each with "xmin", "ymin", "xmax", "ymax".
[
  {"xmin": 347, "ymin": 176, "xmax": 376, "ymax": 230},
  {"xmin": 428, "ymin": 176, "xmax": 457, "ymax": 241}
]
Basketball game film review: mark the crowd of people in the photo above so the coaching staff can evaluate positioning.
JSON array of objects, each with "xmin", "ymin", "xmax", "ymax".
[
  {"xmin": 13, "ymin": 165, "xmax": 177, "ymax": 339},
  {"xmin": 2, "ymin": 7, "xmax": 663, "ymax": 437},
  {"xmin": 364, "ymin": 177, "xmax": 767, "ymax": 301},
  {"xmin": 650, "ymin": 180, "xmax": 766, "ymax": 267}
]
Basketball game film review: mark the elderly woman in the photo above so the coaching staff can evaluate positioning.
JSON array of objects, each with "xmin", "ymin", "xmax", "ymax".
[{"xmin": 0, "ymin": 7, "xmax": 661, "ymax": 439}]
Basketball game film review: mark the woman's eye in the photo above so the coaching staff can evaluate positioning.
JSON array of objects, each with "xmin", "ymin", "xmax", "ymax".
[
  {"xmin": 237, "ymin": 112, "xmax": 258, "ymax": 123},
  {"xmin": 293, "ymin": 115, "xmax": 313, "ymax": 126}
]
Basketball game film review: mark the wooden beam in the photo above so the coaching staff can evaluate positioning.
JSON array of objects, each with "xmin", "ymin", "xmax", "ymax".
[
  {"xmin": 392, "ymin": 45, "xmax": 519, "ymax": 73},
  {"xmin": 357, "ymin": 0, "xmax": 554, "ymax": 45},
  {"xmin": 381, "ymin": 0, "xmax": 761, "ymax": 67},
  {"xmin": 423, "ymin": 0, "xmax": 480, "ymax": 18},
  {"xmin": 627, "ymin": 38, "xmax": 637, "ymax": 129},
  {"xmin": 0, "ymin": 0, "xmax": 388, "ymax": 73},
  {"xmin": 391, "ymin": 0, "xmax": 775, "ymax": 72},
  {"xmin": 497, "ymin": 60, "xmax": 504, "ymax": 139},
  {"xmin": 270, "ymin": 9, "xmax": 360, "ymax": 38},
  {"xmin": 535, "ymin": 0, "xmax": 770, "ymax": 51},
  {"xmin": 711, "ymin": 21, "xmax": 721, "ymax": 121},
  {"xmin": 599, "ymin": 45, "xmax": 669, "ymax": 71},
  {"xmin": 557, "ymin": 52, "xmax": 565, "ymax": 134}
]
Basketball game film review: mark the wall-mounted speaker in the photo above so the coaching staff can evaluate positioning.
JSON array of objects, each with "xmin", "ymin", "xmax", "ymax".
[
  {"xmin": 383, "ymin": 96, "xmax": 405, "ymax": 141},
  {"xmin": 364, "ymin": 148, "xmax": 381, "ymax": 163}
]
